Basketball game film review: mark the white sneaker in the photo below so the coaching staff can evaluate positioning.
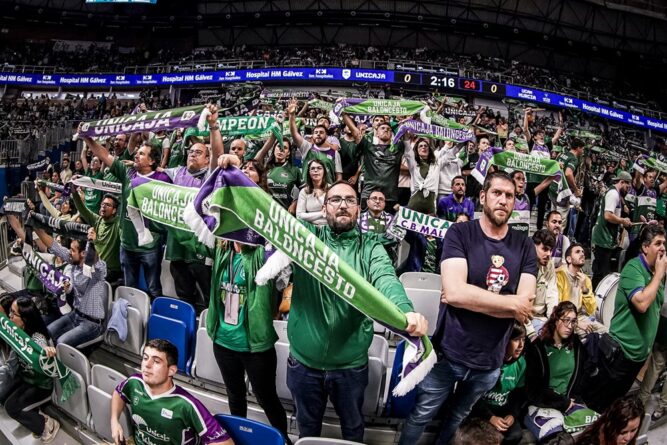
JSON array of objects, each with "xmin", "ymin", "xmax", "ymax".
[{"xmin": 41, "ymin": 415, "xmax": 60, "ymax": 444}]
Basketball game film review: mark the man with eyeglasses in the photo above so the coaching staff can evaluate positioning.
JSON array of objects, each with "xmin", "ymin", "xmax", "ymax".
[
  {"xmin": 161, "ymin": 105, "xmax": 223, "ymax": 311},
  {"xmin": 287, "ymin": 181, "xmax": 428, "ymax": 442},
  {"xmin": 545, "ymin": 211, "xmax": 570, "ymax": 269},
  {"xmin": 556, "ymin": 243, "xmax": 605, "ymax": 337}
]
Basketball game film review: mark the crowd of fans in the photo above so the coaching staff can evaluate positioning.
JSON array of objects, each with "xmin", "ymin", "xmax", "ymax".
[
  {"xmin": 0, "ymin": 40, "xmax": 662, "ymax": 113},
  {"xmin": 0, "ymin": 88, "xmax": 666, "ymax": 445}
]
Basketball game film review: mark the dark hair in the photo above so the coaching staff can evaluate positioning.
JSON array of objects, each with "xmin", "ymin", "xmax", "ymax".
[
  {"xmin": 305, "ymin": 159, "xmax": 329, "ymax": 194},
  {"xmin": 312, "ymin": 124, "xmax": 328, "ymax": 135},
  {"xmin": 61, "ymin": 197, "xmax": 75, "ymax": 215},
  {"xmin": 452, "ymin": 418, "xmax": 502, "ymax": 445},
  {"xmin": 0, "ymin": 293, "xmax": 16, "ymax": 316},
  {"xmin": 511, "ymin": 170, "xmax": 526, "ymax": 180},
  {"xmin": 482, "ymin": 171, "xmax": 515, "ymax": 193},
  {"xmin": 624, "ymin": 224, "xmax": 666, "ymax": 268},
  {"xmin": 144, "ymin": 339, "xmax": 179, "ymax": 367},
  {"xmin": 102, "ymin": 194, "xmax": 119, "ymax": 209},
  {"xmin": 455, "ymin": 212, "xmax": 470, "ymax": 222},
  {"xmin": 241, "ymin": 159, "xmax": 268, "ymax": 192},
  {"xmin": 141, "ymin": 142, "xmax": 161, "ymax": 171},
  {"xmin": 451, "ymin": 175, "xmax": 465, "ymax": 187},
  {"xmin": 413, "ymin": 138, "xmax": 436, "ymax": 165},
  {"xmin": 14, "ymin": 297, "xmax": 50, "ymax": 339},
  {"xmin": 533, "ymin": 229, "xmax": 556, "ymax": 250},
  {"xmin": 325, "ymin": 180, "xmax": 357, "ymax": 201},
  {"xmin": 539, "ymin": 301, "xmax": 578, "ymax": 347},
  {"xmin": 565, "ymin": 242, "xmax": 585, "ymax": 264},
  {"xmin": 511, "ymin": 321, "xmax": 527, "ymax": 340},
  {"xmin": 266, "ymin": 138, "xmax": 292, "ymax": 170},
  {"xmin": 570, "ymin": 138, "xmax": 585, "ymax": 150},
  {"xmin": 546, "ymin": 210, "xmax": 561, "ymax": 222},
  {"xmin": 576, "ymin": 396, "xmax": 643, "ymax": 445}
]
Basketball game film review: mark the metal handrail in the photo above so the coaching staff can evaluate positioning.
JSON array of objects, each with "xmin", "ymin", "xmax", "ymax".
[{"xmin": 0, "ymin": 219, "xmax": 8, "ymax": 270}]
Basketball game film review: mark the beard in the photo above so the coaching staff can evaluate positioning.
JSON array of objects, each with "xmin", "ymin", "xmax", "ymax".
[
  {"xmin": 327, "ymin": 210, "xmax": 356, "ymax": 233},
  {"xmin": 483, "ymin": 202, "xmax": 511, "ymax": 227}
]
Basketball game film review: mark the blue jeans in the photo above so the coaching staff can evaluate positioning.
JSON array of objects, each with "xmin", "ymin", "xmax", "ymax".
[
  {"xmin": 286, "ymin": 355, "xmax": 368, "ymax": 442},
  {"xmin": 398, "ymin": 356, "xmax": 500, "ymax": 445},
  {"xmin": 120, "ymin": 246, "xmax": 162, "ymax": 298},
  {"xmin": 47, "ymin": 312, "xmax": 104, "ymax": 347}
]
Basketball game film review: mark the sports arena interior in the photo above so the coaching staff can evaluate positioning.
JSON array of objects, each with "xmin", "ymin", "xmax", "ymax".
[{"xmin": 1, "ymin": 0, "xmax": 667, "ymax": 444}]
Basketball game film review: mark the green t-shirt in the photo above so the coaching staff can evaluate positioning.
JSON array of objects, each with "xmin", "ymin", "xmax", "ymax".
[
  {"xmin": 358, "ymin": 138, "xmax": 405, "ymax": 202},
  {"xmin": 267, "ymin": 163, "xmax": 301, "ymax": 209},
  {"xmin": 549, "ymin": 150, "xmax": 579, "ymax": 201},
  {"xmin": 83, "ymin": 169, "xmax": 104, "ymax": 213},
  {"xmin": 423, "ymin": 237, "xmax": 439, "ymax": 274},
  {"xmin": 339, "ymin": 138, "xmax": 360, "ymax": 181},
  {"xmin": 109, "ymin": 158, "xmax": 163, "ymax": 252},
  {"xmin": 117, "ymin": 375, "xmax": 228, "ymax": 445},
  {"xmin": 213, "ymin": 250, "xmax": 250, "ymax": 352},
  {"xmin": 546, "ymin": 344, "xmax": 575, "ymax": 395},
  {"xmin": 482, "ymin": 356, "xmax": 526, "ymax": 408},
  {"xmin": 167, "ymin": 140, "xmax": 186, "ymax": 168},
  {"xmin": 591, "ymin": 189, "xmax": 622, "ymax": 249},
  {"xmin": 610, "ymin": 255, "xmax": 665, "ymax": 361}
]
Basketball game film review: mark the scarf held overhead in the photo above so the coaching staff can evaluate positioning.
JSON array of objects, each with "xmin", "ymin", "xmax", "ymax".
[
  {"xmin": 333, "ymin": 98, "xmax": 431, "ymax": 123},
  {"xmin": 181, "ymin": 167, "xmax": 435, "ymax": 396},
  {"xmin": 75, "ymin": 105, "xmax": 208, "ymax": 139},
  {"xmin": 634, "ymin": 155, "xmax": 667, "ymax": 175},
  {"xmin": 472, "ymin": 148, "xmax": 571, "ymax": 202},
  {"xmin": 0, "ymin": 313, "xmax": 78, "ymax": 402},
  {"xmin": 71, "ymin": 176, "xmax": 122, "ymax": 194},
  {"xmin": 202, "ymin": 115, "xmax": 283, "ymax": 142},
  {"xmin": 392, "ymin": 119, "xmax": 475, "ymax": 145},
  {"xmin": 29, "ymin": 212, "xmax": 91, "ymax": 241}
]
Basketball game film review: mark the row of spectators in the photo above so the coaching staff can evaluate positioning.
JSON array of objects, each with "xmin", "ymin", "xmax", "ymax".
[{"xmin": 0, "ymin": 40, "xmax": 660, "ymax": 112}]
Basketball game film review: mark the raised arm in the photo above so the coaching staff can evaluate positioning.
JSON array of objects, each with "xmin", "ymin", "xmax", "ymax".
[
  {"xmin": 207, "ymin": 104, "xmax": 223, "ymax": 172},
  {"xmin": 288, "ymin": 98, "xmax": 305, "ymax": 148},
  {"xmin": 81, "ymin": 132, "xmax": 114, "ymax": 167},
  {"xmin": 80, "ymin": 143, "xmax": 89, "ymax": 171},
  {"xmin": 523, "ymin": 108, "xmax": 532, "ymax": 141},
  {"xmin": 254, "ymin": 133, "xmax": 278, "ymax": 168},
  {"xmin": 630, "ymin": 254, "xmax": 667, "ymax": 313},
  {"xmin": 533, "ymin": 175, "xmax": 556, "ymax": 196},
  {"xmin": 342, "ymin": 113, "xmax": 363, "ymax": 144},
  {"xmin": 37, "ymin": 186, "xmax": 61, "ymax": 218}
]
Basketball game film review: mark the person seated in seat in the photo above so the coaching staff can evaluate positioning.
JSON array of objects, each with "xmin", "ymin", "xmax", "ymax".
[
  {"xmin": 111, "ymin": 339, "xmax": 234, "ymax": 445},
  {"xmin": 469, "ymin": 322, "xmax": 527, "ymax": 445},
  {"xmin": 545, "ymin": 211, "xmax": 570, "ymax": 269},
  {"xmin": 556, "ymin": 243, "xmax": 607, "ymax": 337},
  {"xmin": 524, "ymin": 301, "xmax": 597, "ymax": 443},
  {"xmin": 1, "ymin": 297, "xmax": 60, "ymax": 443},
  {"xmin": 33, "ymin": 225, "xmax": 107, "ymax": 348},
  {"xmin": 575, "ymin": 396, "xmax": 643, "ymax": 445},
  {"xmin": 529, "ymin": 229, "xmax": 558, "ymax": 339}
]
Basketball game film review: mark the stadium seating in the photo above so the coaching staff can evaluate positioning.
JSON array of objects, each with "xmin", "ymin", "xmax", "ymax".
[
  {"xmin": 364, "ymin": 335, "xmax": 390, "ymax": 416},
  {"xmin": 399, "ymin": 272, "xmax": 441, "ymax": 290},
  {"xmin": 191, "ymin": 327, "xmax": 225, "ymax": 385},
  {"xmin": 87, "ymin": 364, "xmax": 133, "ymax": 442},
  {"xmin": 215, "ymin": 414, "xmax": 284, "ymax": 445},
  {"xmin": 148, "ymin": 297, "xmax": 196, "ymax": 373},
  {"xmin": 77, "ymin": 280, "xmax": 113, "ymax": 350},
  {"xmin": 106, "ymin": 286, "xmax": 150, "ymax": 357},
  {"xmin": 273, "ymin": 319, "xmax": 288, "ymax": 342},
  {"xmin": 53, "ymin": 343, "xmax": 90, "ymax": 426}
]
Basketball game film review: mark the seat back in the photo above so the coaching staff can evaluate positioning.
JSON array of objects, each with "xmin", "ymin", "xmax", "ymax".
[
  {"xmin": 368, "ymin": 334, "xmax": 389, "ymax": 365},
  {"xmin": 151, "ymin": 297, "xmax": 196, "ymax": 370},
  {"xmin": 198, "ymin": 308, "xmax": 208, "ymax": 329},
  {"xmin": 56, "ymin": 343, "xmax": 91, "ymax": 384},
  {"xmin": 274, "ymin": 341, "xmax": 292, "ymax": 401},
  {"xmin": 147, "ymin": 314, "xmax": 188, "ymax": 372},
  {"xmin": 191, "ymin": 327, "xmax": 224, "ymax": 385},
  {"xmin": 399, "ymin": 272, "xmax": 441, "ymax": 290},
  {"xmin": 404, "ymin": 288, "xmax": 441, "ymax": 336},
  {"xmin": 114, "ymin": 286, "xmax": 150, "ymax": 321},
  {"xmin": 273, "ymin": 320, "xmax": 288, "ymax": 343},
  {"xmin": 108, "ymin": 286, "xmax": 151, "ymax": 355},
  {"xmin": 214, "ymin": 414, "xmax": 284, "ymax": 445},
  {"xmin": 53, "ymin": 345, "xmax": 90, "ymax": 425},
  {"xmin": 88, "ymin": 365, "xmax": 132, "ymax": 442}
]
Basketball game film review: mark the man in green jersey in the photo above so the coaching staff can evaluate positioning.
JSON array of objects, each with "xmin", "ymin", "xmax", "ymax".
[
  {"xmin": 590, "ymin": 171, "xmax": 633, "ymax": 288},
  {"xmin": 584, "ymin": 225, "xmax": 667, "ymax": 413},
  {"xmin": 111, "ymin": 339, "xmax": 234, "ymax": 445},
  {"xmin": 549, "ymin": 138, "xmax": 584, "ymax": 224}
]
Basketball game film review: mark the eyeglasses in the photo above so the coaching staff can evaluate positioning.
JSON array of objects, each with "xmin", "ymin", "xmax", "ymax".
[
  {"xmin": 8, "ymin": 309, "xmax": 20, "ymax": 319},
  {"xmin": 327, "ymin": 196, "xmax": 358, "ymax": 207},
  {"xmin": 369, "ymin": 196, "xmax": 385, "ymax": 202},
  {"xmin": 188, "ymin": 149, "xmax": 206, "ymax": 156},
  {"xmin": 559, "ymin": 317, "xmax": 578, "ymax": 327},
  {"xmin": 100, "ymin": 202, "xmax": 116, "ymax": 209}
]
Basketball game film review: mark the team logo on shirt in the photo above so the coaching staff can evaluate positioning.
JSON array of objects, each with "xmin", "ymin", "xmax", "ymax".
[{"xmin": 486, "ymin": 255, "xmax": 509, "ymax": 293}]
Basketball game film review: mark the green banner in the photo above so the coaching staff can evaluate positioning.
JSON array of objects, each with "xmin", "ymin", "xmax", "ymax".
[
  {"xmin": 0, "ymin": 313, "xmax": 78, "ymax": 402},
  {"xmin": 333, "ymin": 98, "xmax": 430, "ymax": 121},
  {"xmin": 308, "ymin": 99, "xmax": 334, "ymax": 112}
]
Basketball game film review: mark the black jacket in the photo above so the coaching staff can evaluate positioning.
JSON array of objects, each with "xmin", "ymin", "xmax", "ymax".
[{"xmin": 525, "ymin": 335, "xmax": 587, "ymax": 412}]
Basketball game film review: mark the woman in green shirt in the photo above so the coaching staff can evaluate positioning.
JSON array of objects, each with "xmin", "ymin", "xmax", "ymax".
[
  {"xmin": 525, "ymin": 301, "xmax": 595, "ymax": 443},
  {"xmin": 1, "ymin": 297, "xmax": 60, "ymax": 442},
  {"xmin": 208, "ymin": 156, "xmax": 289, "ymax": 443},
  {"xmin": 254, "ymin": 134, "xmax": 302, "ymax": 214}
]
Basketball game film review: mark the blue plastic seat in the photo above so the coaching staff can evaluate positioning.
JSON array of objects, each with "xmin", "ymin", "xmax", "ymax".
[
  {"xmin": 384, "ymin": 340, "xmax": 418, "ymax": 418},
  {"xmin": 150, "ymin": 297, "xmax": 197, "ymax": 373},
  {"xmin": 147, "ymin": 314, "xmax": 188, "ymax": 372},
  {"xmin": 214, "ymin": 414, "xmax": 284, "ymax": 445}
]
